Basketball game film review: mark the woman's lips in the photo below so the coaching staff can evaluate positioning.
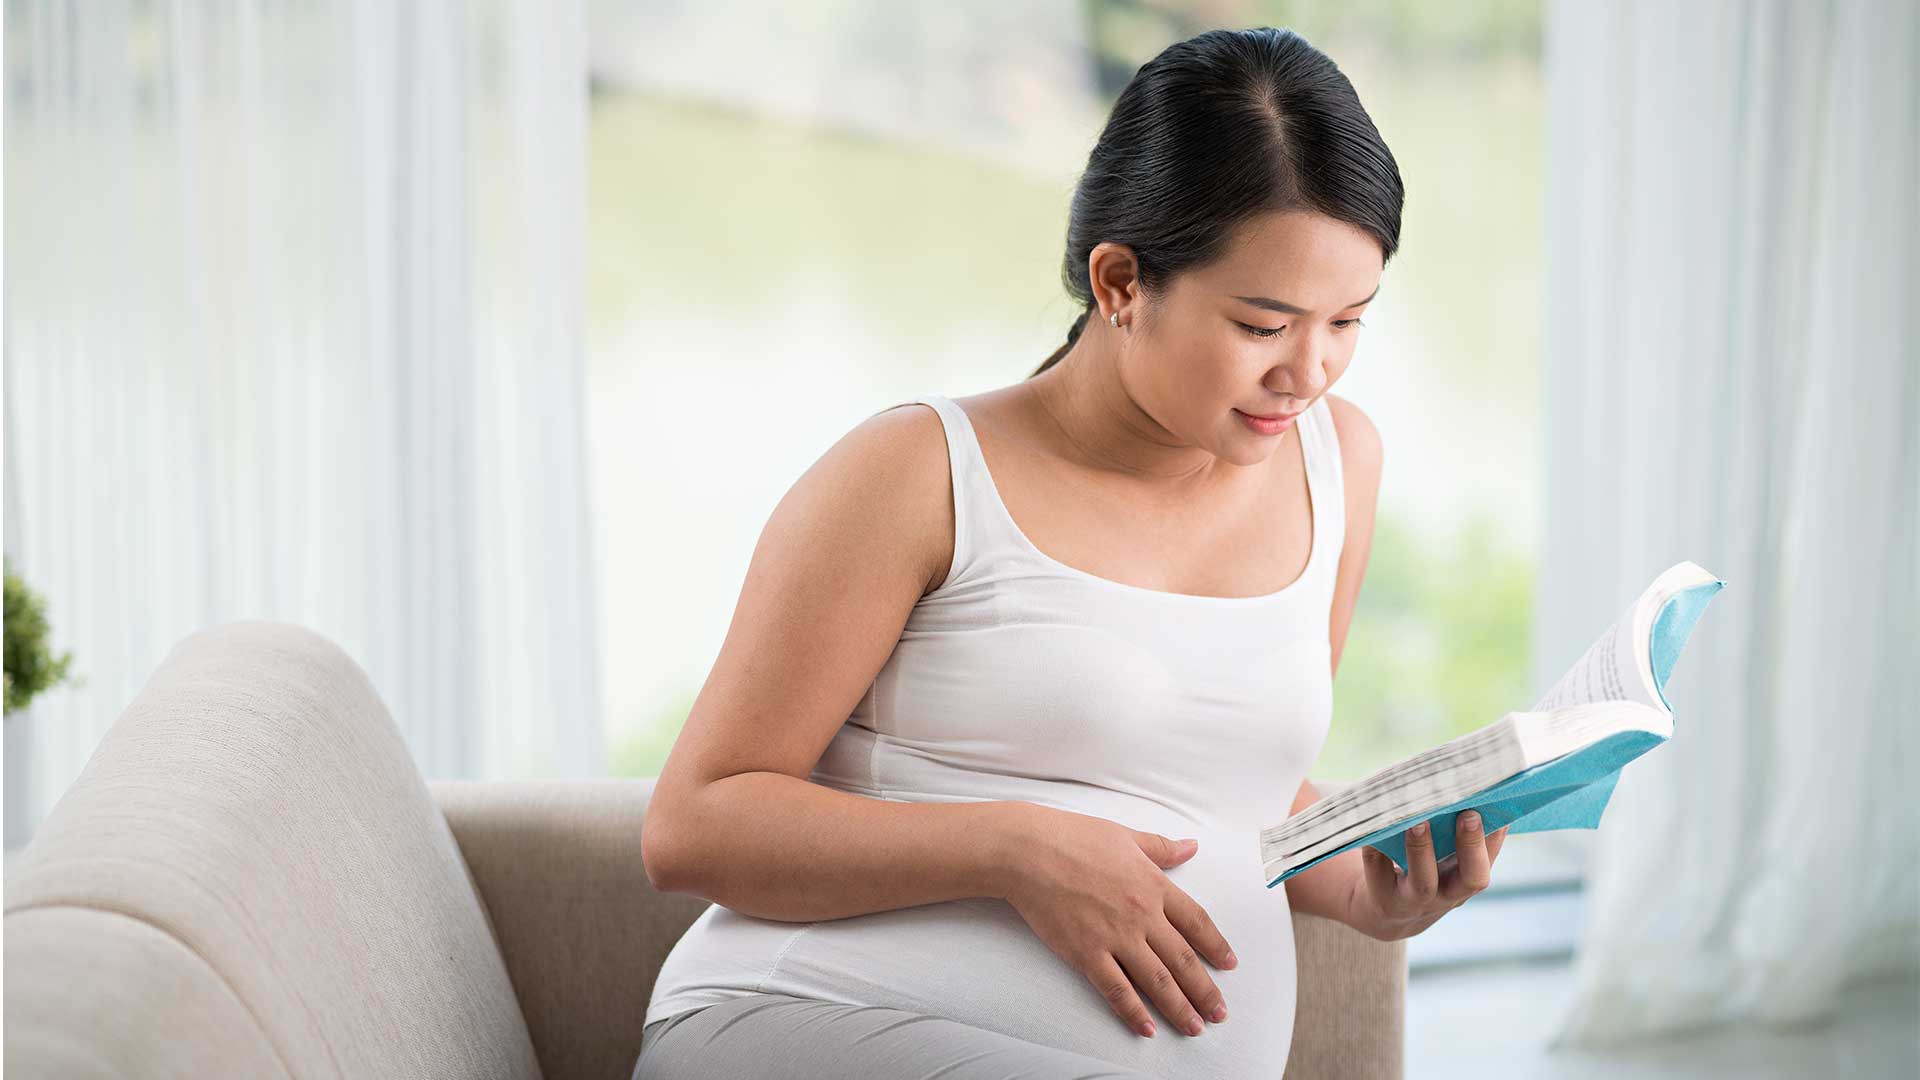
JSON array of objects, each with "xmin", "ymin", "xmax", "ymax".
[{"xmin": 1235, "ymin": 408, "xmax": 1300, "ymax": 435}]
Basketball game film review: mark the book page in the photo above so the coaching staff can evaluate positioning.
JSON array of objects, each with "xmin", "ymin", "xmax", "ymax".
[
  {"xmin": 1273, "ymin": 718, "xmax": 1514, "ymax": 836},
  {"xmin": 1262, "ymin": 720, "xmax": 1527, "ymax": 863},
  {"xmin": 1516, "ymin": 701, "xmax": 1673, "ymax": 766},
  {"xmin": 1530, "ymin": 603, "xmax": 1662, "ymax": 712}
]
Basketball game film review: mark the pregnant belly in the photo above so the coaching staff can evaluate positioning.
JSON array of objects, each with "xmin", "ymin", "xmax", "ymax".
[{"xmin": 747, "ymin": 822, "xmax": 1298, "ymax": 1078}]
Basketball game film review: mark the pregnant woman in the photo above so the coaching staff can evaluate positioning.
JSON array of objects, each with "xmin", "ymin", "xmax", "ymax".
[{"xmin": 635, "ymin": 25, "xmax": 1506, "ymax": 1080}]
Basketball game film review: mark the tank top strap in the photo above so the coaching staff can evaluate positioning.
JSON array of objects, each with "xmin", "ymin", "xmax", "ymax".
[
  {"xmin": 868, "ymin": 394, "xmax": 1028, "ymax": 593},
  {"xmin": 1294, "ymin": 396, "xmax": 1347, "ymax": 583}
]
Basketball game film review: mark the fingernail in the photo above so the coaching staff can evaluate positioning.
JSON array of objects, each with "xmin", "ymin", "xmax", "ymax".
[
  {"xmin": 1139, "ymin": 1019, "xmax": 1155, "ymax": 1038},
  {"xmin": 1224, "ymin": 950, "xmax": 1238, "ymax": 968},
  {"xmin": 1412, "ymin": 821, "xmax": 1428, "ymax": 837},
  {"xmin": 1188, "ymin": 1017, "xmax": 1204, "ymax": 1036},
  {"xmin": 1463, "ymin": 812, "xmax": 1482, "ymax": 831},
  {"xmin": 1212, "ymin": 1003, "xmax": 1229, "ymax": 1022}
]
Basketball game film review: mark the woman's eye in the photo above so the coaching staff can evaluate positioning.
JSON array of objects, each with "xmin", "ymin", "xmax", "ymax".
[{"xmin": 1239, "ymin": 318, "xmax": 1364, "ymax": 339}]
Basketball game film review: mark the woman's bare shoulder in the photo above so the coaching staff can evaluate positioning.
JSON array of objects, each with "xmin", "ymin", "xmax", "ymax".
[
  {"xmin": 817, "ymin": 401, "xmax": 959, "ymax": 595},
  {"xmin": 1322, "ymin": 393, "xmax": 1383, "ymax": 479}
]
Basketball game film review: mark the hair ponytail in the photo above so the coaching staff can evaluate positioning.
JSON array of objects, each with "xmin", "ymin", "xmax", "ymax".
[{"xmin": 1029, "ymin": 307, "xmax": 1093, "ymax": 378}]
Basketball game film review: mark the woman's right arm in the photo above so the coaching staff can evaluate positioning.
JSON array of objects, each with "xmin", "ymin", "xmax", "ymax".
[
  {"xmin": 640, "ymin": 402, "xmax": 1236, "ymax": 1040},
  {"xmin": 640, "ymin": 402, "xmax": 1026, "ymax": 918}
]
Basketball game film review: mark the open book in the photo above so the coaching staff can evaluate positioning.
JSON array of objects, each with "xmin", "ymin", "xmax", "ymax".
[{"xmin": 1261, "ymin": 560, "xmax": 1726, "ymax": 888}]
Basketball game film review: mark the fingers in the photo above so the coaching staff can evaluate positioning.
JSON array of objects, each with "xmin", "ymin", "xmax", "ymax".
[
  {"xmin": 1445, "ymin": 811, "xmax": 1493, "ymax": 901},
  {"xmin": 1087, "ymin": 951, "xmax": 1159, "ymax": 1039},
  {"xmin": 1116, "ymin": 939, "xmax": 1207, "ymax": 1039},
  {"xmin": 1361, "ymin": 842, "xmax": 1401, "ymax": 903},
  {"xmin": 1404, "ymin": 819, "xmax": 1440, "ymax": 902},
  {"xmin": 1138, "ymin": 832, "xmax": 1199, "ymax": 869},
  {"xmin": 1146, "ymin": 919, "xmax": 1228, "ymax": 1032},
  {"xmin": 1162, "ymin": 887, "xmax": 1237, "ymax": 972},
  {"xmin": 1365, "ymin": 815, "xmax": 1505, "ymax": 922}
]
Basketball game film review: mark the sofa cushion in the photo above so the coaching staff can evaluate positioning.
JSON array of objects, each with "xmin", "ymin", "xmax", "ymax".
[{"xmin": 3, "ymin": 620, "xmax": 541, "ymax": 1079}]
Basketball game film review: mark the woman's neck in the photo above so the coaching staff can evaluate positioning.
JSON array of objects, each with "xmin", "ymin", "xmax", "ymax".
[{"xmin": 1023, "ymin": 337, "xmax": 1240, "ymax": 493}]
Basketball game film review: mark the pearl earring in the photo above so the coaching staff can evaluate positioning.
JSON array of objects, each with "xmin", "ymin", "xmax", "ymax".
[{"xmin": 1109, "ymin": 311, "xmax": 1120, "ymax": 329}]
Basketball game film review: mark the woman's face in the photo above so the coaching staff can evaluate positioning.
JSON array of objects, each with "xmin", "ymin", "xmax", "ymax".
[{"xmin": 1118, "ymin": 209, "xmax": 1382, "ymax": 466}]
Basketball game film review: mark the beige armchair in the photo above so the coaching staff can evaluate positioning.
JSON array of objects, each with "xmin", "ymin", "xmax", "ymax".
[{"xmin": 3, "ymin": 620, "xmax": 1403, "ymax": 1078}]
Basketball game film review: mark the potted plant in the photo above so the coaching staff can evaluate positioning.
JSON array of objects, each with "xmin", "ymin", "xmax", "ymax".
[{"xmin": 4, "ymin": 557, "xmax": 78, "ymax": 717}]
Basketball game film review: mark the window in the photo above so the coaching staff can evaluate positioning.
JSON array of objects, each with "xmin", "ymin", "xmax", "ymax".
[{"xmin": 585, "ymin": 0, "xmax": 1564, "ymax": 966}]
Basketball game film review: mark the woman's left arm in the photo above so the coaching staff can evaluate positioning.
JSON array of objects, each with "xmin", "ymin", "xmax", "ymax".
[
  {"xmin": 1280, "ymin": 393, "xmax": 1382, "ymax": 922},
  {"xmin": 1284, "ymin": 396, "xmax": 1508, "ymax": 938}
]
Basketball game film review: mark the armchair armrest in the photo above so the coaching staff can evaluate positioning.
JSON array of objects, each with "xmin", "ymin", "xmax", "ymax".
[
  {"xmin": 1283, "ymin": 776, "xmax": 1406, "ymax": 1079},
  {"xmin": 429, "ymin": 778, "xmax": 707, "ymax": 1080},
  {"xmin": 1286, "ymin": 910, "xmax": 1405, "ymax": 1079}
]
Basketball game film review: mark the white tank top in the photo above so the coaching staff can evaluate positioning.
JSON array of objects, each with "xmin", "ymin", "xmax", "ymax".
[{"xmin": 645, "ymin": 392, "xmax": 1345, "ymax": 1077}]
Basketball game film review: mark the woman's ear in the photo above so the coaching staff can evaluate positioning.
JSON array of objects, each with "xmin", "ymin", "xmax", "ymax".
[{"xmin": 1087, "ymin": 242, "xmax": 1142, "ymax": 324}]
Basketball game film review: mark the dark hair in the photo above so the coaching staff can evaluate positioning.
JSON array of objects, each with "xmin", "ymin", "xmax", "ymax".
[{"xmin": 1030, "ymin": 27, "xmax": 1404, "ymax": 378}]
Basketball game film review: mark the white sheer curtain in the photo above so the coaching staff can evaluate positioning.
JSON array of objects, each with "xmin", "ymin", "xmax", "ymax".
[
  {"xmin": 1533, "ymin": 0, "xmax": 1919, "ymax": 1044},
  {"xmin": 4, "ymin": 0, "xmax": 604, "ymax": 847}
]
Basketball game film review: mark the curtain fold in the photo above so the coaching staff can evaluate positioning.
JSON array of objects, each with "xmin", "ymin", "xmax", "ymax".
[
  {"xmin": 1534, "ymin": 0, "xmax": 1919, "ymax": 1044},
  {"xmin": 4, "ymin": 0, "xmax": 603, "ymax": 842}
]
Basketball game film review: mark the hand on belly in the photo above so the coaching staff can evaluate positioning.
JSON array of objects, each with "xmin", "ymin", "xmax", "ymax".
[{"xmin": 993, "ymin": 805, "xmax": 1283, "ymax": 1039}]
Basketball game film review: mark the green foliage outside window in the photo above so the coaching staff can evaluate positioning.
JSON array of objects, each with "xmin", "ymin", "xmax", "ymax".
[{"xmin": 1320, "ymin": 511, "xmax": 1534, "ymax": 781}]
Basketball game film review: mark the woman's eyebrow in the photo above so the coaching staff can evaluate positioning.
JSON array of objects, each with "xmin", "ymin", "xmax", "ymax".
[{"xmin": 1232, "ymin": 284, "xmax": 1379, "ymax": 315}]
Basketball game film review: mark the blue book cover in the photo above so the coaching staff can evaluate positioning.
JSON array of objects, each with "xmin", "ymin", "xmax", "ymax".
[{"xmin": 1264, "ymin": 561, "xmax": 1726, "ymax": 887}]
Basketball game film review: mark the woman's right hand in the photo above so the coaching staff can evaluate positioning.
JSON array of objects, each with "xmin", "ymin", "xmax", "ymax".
[{"xmin": 994, "ymin": 803, "xmax": 1238, "ymax": 1040}]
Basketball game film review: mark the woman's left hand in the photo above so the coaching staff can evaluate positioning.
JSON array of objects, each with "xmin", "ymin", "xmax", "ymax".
[{"xmin": 1342, "ymin": 810, "xmax": 1508, "ymax": 942}]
